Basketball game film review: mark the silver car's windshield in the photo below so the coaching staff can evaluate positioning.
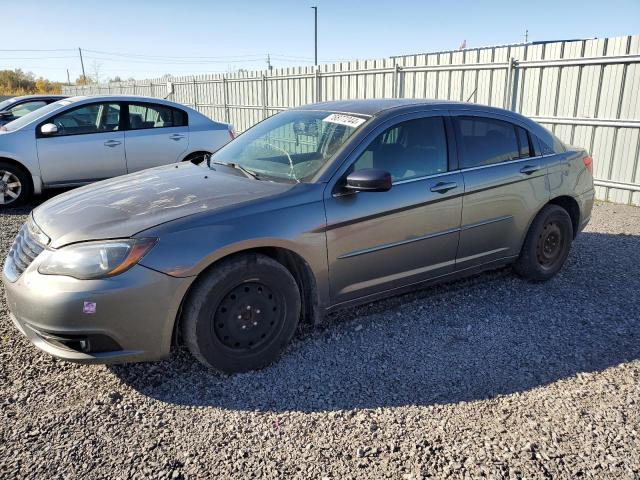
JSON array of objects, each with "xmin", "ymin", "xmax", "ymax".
[
  {"xmin": 0, "ymin": 98, "xmax": 18, "ymax": 111},
  {"xmin": 209, "ymin": 110, "xmax": 367, "ymax": 183},
  {"xmin": 2, "ymin": 100, "xmax": 71, "ymax": 132}
]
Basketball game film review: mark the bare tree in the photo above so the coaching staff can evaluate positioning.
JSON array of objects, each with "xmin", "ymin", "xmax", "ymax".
[{"xmin": 90, "ymin": 60, "xmax": 103, "ymax": 84}]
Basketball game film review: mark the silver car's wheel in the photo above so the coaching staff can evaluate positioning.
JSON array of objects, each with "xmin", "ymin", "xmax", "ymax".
[
  {"xmin": 0, "ymin": 162, "xmax": 32, "ymax": 207},
  {"xmin": 0, "ymin": 170, "xmax": 22, "ymax": 206}
]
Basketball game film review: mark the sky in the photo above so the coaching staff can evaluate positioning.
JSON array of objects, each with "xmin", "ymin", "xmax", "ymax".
[{"xmin": 2, "ymin": 0, "xmax": 639, "ymax": 82}]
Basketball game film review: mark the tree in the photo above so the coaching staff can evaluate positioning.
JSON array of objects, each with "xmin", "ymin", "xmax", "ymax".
[
  {"xmin": 75, "ymin": 74, "xmax": 93, "ymax": 86},
  {"xmin": 0, "ymin": 69, "xmax": 62, "ymax": 95},
  {"xmin": 90, "ymin": 60, "xmax": 103, "ymax": 84}
]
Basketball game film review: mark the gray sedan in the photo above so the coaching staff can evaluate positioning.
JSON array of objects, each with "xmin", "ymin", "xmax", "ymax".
[{"xmin": 3, "ymin": 99, "xmax": 595, "ymax": 373}]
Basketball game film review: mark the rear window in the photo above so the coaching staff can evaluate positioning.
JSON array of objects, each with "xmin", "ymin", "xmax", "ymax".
[{"xmin": 456, "ymin": 116, "xmax": 520, "ymax": 168}]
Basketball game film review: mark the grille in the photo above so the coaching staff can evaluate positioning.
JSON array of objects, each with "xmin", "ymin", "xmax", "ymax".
[{"xmin": 3, "ymin": 219, "xmax": 48, "ymax": 282}]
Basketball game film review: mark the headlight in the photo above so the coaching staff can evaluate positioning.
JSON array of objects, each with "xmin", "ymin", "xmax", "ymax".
[{"xmin": 38, "ymin": 238, "xmax": 157, "ymax": 280}]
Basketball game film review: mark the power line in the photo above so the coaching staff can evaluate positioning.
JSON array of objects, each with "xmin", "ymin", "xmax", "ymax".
[{"xmin": 0, "ymin": 48, "xmax": 75, "ymax": 52}]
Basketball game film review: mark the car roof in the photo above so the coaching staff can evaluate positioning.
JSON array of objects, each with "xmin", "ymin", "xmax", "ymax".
[
  {"xmin": 64, "ymin": 94, "xmax": 185, "ymax": 106},
  {"xmin": 7, "ymin": 94, "xmax": 67, "ymax": 100},
  {"xmin": 294, "ymin": 98, "xmax": 466, "ymax": 116},
  {"xmin": 294, "ymin": 98, "xmax": 533, "ymax": 119}
]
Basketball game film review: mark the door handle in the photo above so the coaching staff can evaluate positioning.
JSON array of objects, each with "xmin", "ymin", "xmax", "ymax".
[
  {"xmin": 104, "ymin": 140, "xmax": 121, "ymax": 147},
  {"xmin": 170, "ymin": 134, "xmax": 185, "ymax": 141},
  {"xmin": 520, "ymin": 165, "xmax": 540, "ymax": 175},
  {"xmin": 430, "ymin": 181, "xmax": 458, "ymax": 194}
]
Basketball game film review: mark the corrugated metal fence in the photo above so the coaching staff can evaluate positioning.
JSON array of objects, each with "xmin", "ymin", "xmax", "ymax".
[{"xmin": 64, "ymin": 35, "xmax": 640, "ymax": 205}]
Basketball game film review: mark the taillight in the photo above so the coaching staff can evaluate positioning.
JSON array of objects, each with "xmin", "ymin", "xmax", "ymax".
[
  {"xmin": 228, "ymin": 126, "xmax": 236, "ymax": 140},
  {"xmin": 583, "ymin": 155, "xmax": 593, "ymax": 174}
]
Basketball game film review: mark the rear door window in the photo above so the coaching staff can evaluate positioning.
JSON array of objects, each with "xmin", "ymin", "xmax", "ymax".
[
  {"xmin": 128, "ymin": 103, "xmax": 187, "ymax": 130},
  {"xmin": 455, "ymin": 116, "xmax": 521, "ymax": 168},
  {"xmin": 515, "ymin": 126, "xmax": 533, "ymax": 158}
]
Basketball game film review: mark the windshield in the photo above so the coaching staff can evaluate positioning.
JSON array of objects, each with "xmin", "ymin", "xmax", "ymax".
[
  {"xmin": 0, "ymin": 98, "xmax": 18, "ymax": 111},
  {"xmin": 2, "ymin": 100, "xmax": 72, "ymax": 132},
  {"xmin": 209, "ymin": 110, "xmax": 368, "ymax": 183}
]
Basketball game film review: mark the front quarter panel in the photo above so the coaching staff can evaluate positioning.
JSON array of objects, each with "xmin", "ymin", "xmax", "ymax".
[
  {"xmin": 137, "ymin": 184, "xmax": 330, "ymax": 306},
  {"xmin": 0, "ymin": 128, "xmax": 41, "ymax": 178}
]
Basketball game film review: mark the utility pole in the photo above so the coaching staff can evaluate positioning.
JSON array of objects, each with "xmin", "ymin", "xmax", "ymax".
[
  {"xmin": 66, "ymin": 69, "xmax": 71, "ymax": 86},
  {"xmin": 266, "ymin": 54, "xmax": 272, "ymax": 72},
  {"xmin": 311, "ymin": 6, "xmax": 318, "ymax": 66},
  {"xmin": 523, "ymin": 29, "xmax": 529, "ymax": 43},
  {"xmin": 78, "ymin": 47, "xmax": 86, "ymax": 82}
]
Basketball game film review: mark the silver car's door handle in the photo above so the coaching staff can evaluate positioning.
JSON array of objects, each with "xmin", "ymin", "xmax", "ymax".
[
  {"xmin": 170, "ymin": 134, "xmax": 185, "ymax": 141},
  {"xmin": 520, "ymin": 165, "xmax": 540, "ymax": 175},
  {"xmin": 430, "ymin": 181, "xmax": 458, "ymax": 194},
  {"xmin": 104, "ymin": 140, "xmax": 122, "ymax": 147}
]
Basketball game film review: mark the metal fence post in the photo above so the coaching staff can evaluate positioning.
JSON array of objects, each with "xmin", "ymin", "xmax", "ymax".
[
  {"xmin": 503, "ymin": 57, "xmax": 516, "ymax": 110},
  {"xmin": 261, "ymin": 74, "xmax": 268, "ymax": 119},
  {"xmin": 393, "ymin": 63, "xmax": 401, "ymax": 98},
  {"xmin": 222, "ymin": 75, "xmax": 230, "ymax": 123},
  {"xmin": 314, "ymin": 66, "xmax": 321, "ymax": 102},
  {"xmin": 192, "ymin": 77, "xmax": 198, "ymax": 110}
]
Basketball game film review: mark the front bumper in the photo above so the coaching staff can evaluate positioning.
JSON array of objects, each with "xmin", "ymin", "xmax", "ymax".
[{"xmin": 3, "ymin": 262, "xmax": 193, "ymax": 364}]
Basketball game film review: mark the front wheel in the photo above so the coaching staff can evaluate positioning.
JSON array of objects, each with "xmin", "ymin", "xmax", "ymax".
[
  {"xmin": 181, "ymin": 253, "xmax": 301, "ymax": 373},
  {"xmin": 0, "ymin": 162, "xmax": 32, "ymax": 207},
  {"xmin": 513, "ymin": 204, "xmax": 574, "ymax": 282}
]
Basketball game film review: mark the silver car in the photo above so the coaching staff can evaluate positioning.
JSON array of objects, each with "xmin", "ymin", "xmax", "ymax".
[
  {"xmin": 0, "ymin": 95, "xmax": 234, "ymax": 206},
  {"xmin": 0, "ymin": 95, "xmax": 68, "ymax": 127},
  {"xmin": 3, "ymin": 99, "xmax": 595, "ymax": 373}
]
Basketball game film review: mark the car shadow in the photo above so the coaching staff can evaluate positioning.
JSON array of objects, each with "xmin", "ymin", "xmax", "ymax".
[
  {"xmin": 106, "ymin": 230, "xmax": 638, "ymax": 412},
  {"xmin": 1, "ymin": 188, "xmax": 72, "ymax": 215}
]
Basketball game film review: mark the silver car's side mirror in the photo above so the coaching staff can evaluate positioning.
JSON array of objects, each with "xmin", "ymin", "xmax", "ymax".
[{"xmin": 40, "ymin": 123, "xmax": 58, "ymax": 135}]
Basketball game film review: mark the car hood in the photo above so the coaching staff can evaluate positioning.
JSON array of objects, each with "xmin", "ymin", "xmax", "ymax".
[{"xmin": 33, "ymin": 163, "xmax": 293, "ymax": 248}]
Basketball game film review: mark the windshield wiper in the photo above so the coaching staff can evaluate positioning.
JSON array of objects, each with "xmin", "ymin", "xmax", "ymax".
[{"xmin": 210, "ymin": 160, "xmax": 261, "ymax": 180}]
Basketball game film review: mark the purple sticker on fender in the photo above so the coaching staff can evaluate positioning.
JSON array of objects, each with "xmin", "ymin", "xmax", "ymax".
[{"xmin": 83, "ymin": 301, "xmax": 97, "ymax": 314}]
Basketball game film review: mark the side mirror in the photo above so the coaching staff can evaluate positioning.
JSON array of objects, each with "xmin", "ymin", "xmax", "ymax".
[
  {"xmin": 344, "ymin": 168, "xmax": 392, "ymax": 192},
  {"xmin": 0, "ymin": 111, "xmax": 13, "ymax": 118},
  {"xmin": 40, "ymin": 123, "xmax": 58, "ymax": 135}
]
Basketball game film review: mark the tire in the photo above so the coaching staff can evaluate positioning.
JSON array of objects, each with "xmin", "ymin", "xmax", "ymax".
[
  {"xmin": 183, "ymin": 152, "xmax": 211, "ymax": 165},
  {"xmin": 182, "ymin": 253, "xmax": 301, "ymax": 373},
  {"xmin": 0, "ymin": 161, "xmax": 32, "ymax": 207},
  {"xmin": 513, "ymin": 204, "xmax": 574, "ymax": 282}
]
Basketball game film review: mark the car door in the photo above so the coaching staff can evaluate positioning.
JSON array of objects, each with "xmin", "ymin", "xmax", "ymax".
[
  {"xmin": 324, "ymin": 112, "xmax": 463, "ymax": 305},
  {"xmin": 452, "ymin": 112, "xmax": 548, "ymax": 270},
  {"xmin": 123, "ymin": 102, "xmax": 189, "ymax": 172},
  {"xmin": 36, "ymin": 102, "xmax": 126, "ymax": 185}
]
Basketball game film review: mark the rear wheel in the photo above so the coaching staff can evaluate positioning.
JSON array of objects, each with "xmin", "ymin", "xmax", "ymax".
[
  {"xmin": 0, "ymin": 162, "xmax": 32, "ymax": 207},
  {"xmin": 182, "ymin": 253, "xmax": 301, "ymax": 373},
  {"xmin": 514, "ymin": 204, "xmax": 574, "ymax": 282}
]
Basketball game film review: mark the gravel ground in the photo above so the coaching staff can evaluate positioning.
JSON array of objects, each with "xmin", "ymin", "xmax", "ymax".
[{"xmin": 1, "ymin": 200, "xmax": 639, "ymax": 479}]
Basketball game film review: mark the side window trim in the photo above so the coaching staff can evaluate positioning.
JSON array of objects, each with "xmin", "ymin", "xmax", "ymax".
[
  {"xmin": 459, "ymin": 154, "xmax": 545, "ymax": 172},
  {"xmin": 36, "ymin": 101, "xmax": 124, "ymax": 139}
]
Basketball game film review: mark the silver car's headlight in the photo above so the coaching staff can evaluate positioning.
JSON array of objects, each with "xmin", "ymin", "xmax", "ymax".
[{"xmin": 38, "ymin": 238, "xmax": 157, "ymax": 280}]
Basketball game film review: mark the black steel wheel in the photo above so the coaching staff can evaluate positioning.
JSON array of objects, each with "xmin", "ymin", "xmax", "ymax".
[
  {"xmin": 514, "ymin": 204, "xmax": 573, "ymax": 282},
  {"xmin": 213, "ymin": 282, "xmax": 283, "ymax": 351},
  {"xmin": 182, "ymin": 253, "xmax": 301, "ymax": 373}
]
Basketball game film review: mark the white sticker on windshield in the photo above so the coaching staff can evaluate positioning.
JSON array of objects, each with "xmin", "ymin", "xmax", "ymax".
[{"xmin": 322, "ymin": 113, "xmax": 366, "ymax": 128}]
